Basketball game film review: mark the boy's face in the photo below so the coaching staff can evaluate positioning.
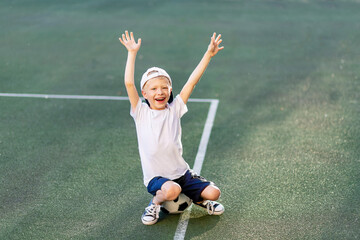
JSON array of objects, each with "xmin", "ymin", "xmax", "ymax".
[{"xmin": 141, "ymin": 77, "xmax": 172, "ymax": 110}]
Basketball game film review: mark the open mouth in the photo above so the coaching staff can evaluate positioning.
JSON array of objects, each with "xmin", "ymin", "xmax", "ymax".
[{"xmin": 155, "ymin": 97, "xmax": 166, "ymax": 102}]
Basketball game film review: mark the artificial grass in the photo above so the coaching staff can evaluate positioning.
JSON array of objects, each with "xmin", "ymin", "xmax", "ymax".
[{"xmin": 1, "ymin": 0, "xmax": 360, "ymax": 239}]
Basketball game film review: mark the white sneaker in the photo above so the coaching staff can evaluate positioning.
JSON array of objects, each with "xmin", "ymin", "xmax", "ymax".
[
  {"xmin": 141, "ymin": 202, "xmax": 161, "ymax": 225},
  {"xmin": 195, "ymin": 200, "xmax": 224, "ymax": 215}
]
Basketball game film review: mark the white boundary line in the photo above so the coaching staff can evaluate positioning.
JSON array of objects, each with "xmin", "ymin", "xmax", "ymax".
[
  {"xmin": 0, "ymin": 93, "xmax": 215, "ymax": 103},
  {"xmin": 174, "ymin": 99, "xmax": 219, "ymax": 240},
  {"xmin": 0, "ymin": 93, "xmax": 130, "ymax": 101},
  {"xmin": 0, "ymin": 92, "xmax": 219, "ymax": 240}
]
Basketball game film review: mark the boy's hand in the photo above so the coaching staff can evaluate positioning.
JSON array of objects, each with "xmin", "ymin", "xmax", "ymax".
[
  {"xmin": 206, "ymin": 32, "xmax": 224, "ymax": 57},
  {"xmin": 119, "ymin": 30, "xmax": 141, "ymax": 53}
]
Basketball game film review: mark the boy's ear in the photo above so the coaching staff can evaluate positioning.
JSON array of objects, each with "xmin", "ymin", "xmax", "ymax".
[{"xmin": 141, "ymin": 90, "xmax": 147, "ymax": 99}]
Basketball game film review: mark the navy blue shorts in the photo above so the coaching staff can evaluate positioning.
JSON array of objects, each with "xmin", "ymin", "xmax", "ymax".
[{"xmin": 147, "ymin": 170, "xmax": 213, "ymax": 203}]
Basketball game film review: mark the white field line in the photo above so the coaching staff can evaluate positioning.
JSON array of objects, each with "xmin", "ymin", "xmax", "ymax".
[
  {"xmin": 0, "ymin": 92, "xmax": 219, "ymax": 240},
  {"xmin": 0, "ymin": 93, "xmax": 215, "ymax": 103},
  {"xmin": 174, "ymin": 99, "xmax": 219, "ymax": 240}
]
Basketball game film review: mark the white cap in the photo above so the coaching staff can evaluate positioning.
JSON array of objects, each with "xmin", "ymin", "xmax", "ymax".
[{"xmin": 140, "ymin": 67, "xmax": 172, "ymax": 90}]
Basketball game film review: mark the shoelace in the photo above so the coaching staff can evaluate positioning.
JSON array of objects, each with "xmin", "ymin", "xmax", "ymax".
[
  {"xmin": 145, "ymin": 204, "xmax": 160, "ymax": 219},
  {"xmin": 205, "ymin": 201, "xmax": 215, "ymax": 215}
]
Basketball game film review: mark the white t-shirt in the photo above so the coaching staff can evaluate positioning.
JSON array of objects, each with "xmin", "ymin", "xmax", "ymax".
[{"xmin": 130, "ymin": 95, "xmax": 190, "ymax": 186}]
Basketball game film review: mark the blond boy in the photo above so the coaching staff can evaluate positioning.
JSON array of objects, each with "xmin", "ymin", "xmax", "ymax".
[{"xmin": 119, "ymin": 31, "xmax": 224, "ymax": 225}]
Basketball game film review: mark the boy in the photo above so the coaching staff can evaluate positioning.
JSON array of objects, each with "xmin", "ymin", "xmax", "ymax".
[{"xmin": 119, "ymin": 30, "xmax": 224, "ymax": 225}]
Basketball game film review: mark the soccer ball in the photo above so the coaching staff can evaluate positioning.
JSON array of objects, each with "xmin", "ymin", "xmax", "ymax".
[{"xmin": 161, "ymin": 193, "xmax": 192, "ymax": 214}]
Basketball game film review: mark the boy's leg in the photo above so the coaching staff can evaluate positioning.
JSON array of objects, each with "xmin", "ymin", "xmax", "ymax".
[
  {"xmin": 153, "ymin": 181, "xmax": 182, "ymax": 205},
  {"xmin": 177, "ymin": 170, "xmax": 224, "ymax": 215},
  {"xmin": 142, "ymin": 177, "xmax": 182, "ymax": 225},
  {"xmin": 197, "ymin": 185, "xmax": 224, "ymax": 215},
  {"xmin": 200, "ymin": 185, "xmax": 221, "ymax": 202}
]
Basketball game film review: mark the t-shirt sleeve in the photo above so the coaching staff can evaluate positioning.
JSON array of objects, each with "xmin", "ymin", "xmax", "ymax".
[
  {"xmin": 174, "ymin": 94, "xmax": 188, "ymax": 118},
  {"xmin": 130, "ymin": 98, "xmax": 142, "ymax": 120}
]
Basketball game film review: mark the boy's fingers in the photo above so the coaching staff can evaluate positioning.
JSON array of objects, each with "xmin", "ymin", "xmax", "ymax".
[
  {"xmin": 130, "ymin": 32, "xmax": 134, "ymax": 40},
  {"xmin": 215, "ymin": 34, "xmax": 222, "ymax": 42},
  {"xmin": 138, "ymin": 38, "xmax": 142, "ymax": 45},
  {"xmin": 210, "ymin": 32, "xmax": 215, "ymax": 42},
  {"xmin": 125, "ymin": 30, "xmax": 130, "ymax": 40}
]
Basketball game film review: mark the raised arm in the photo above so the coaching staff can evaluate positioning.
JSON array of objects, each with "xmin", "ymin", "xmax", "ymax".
[
  {"xmin": 180, "ymin": 33, "xmax": 224, "ymax": 104},
  {"xmin": 119, "ymin": 31, "xmax": 142, "ymax": 111}
]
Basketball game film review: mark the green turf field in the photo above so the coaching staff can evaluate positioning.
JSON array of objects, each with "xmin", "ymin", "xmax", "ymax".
[{"xmin": 1, "ymin": 0, "xmax": 360, "ymax": 239}]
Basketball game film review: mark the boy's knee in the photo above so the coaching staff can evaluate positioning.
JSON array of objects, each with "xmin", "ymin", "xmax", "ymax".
[
  {"xmin": 209, "ymin": 187, "xmax": 221, "ymax": 201},
  {"xmin": 202, "ymin": 185, "xmax": 221, "ymax": 201},
  {"xmin": 162, "ymin": 181, "xmax": 181, "ymax": 201}
]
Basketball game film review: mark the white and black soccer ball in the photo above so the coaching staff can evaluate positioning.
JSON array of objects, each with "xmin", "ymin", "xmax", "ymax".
[{"xmin": 161, "ymin": 193, "xmax": 192, "ymax": 214}]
